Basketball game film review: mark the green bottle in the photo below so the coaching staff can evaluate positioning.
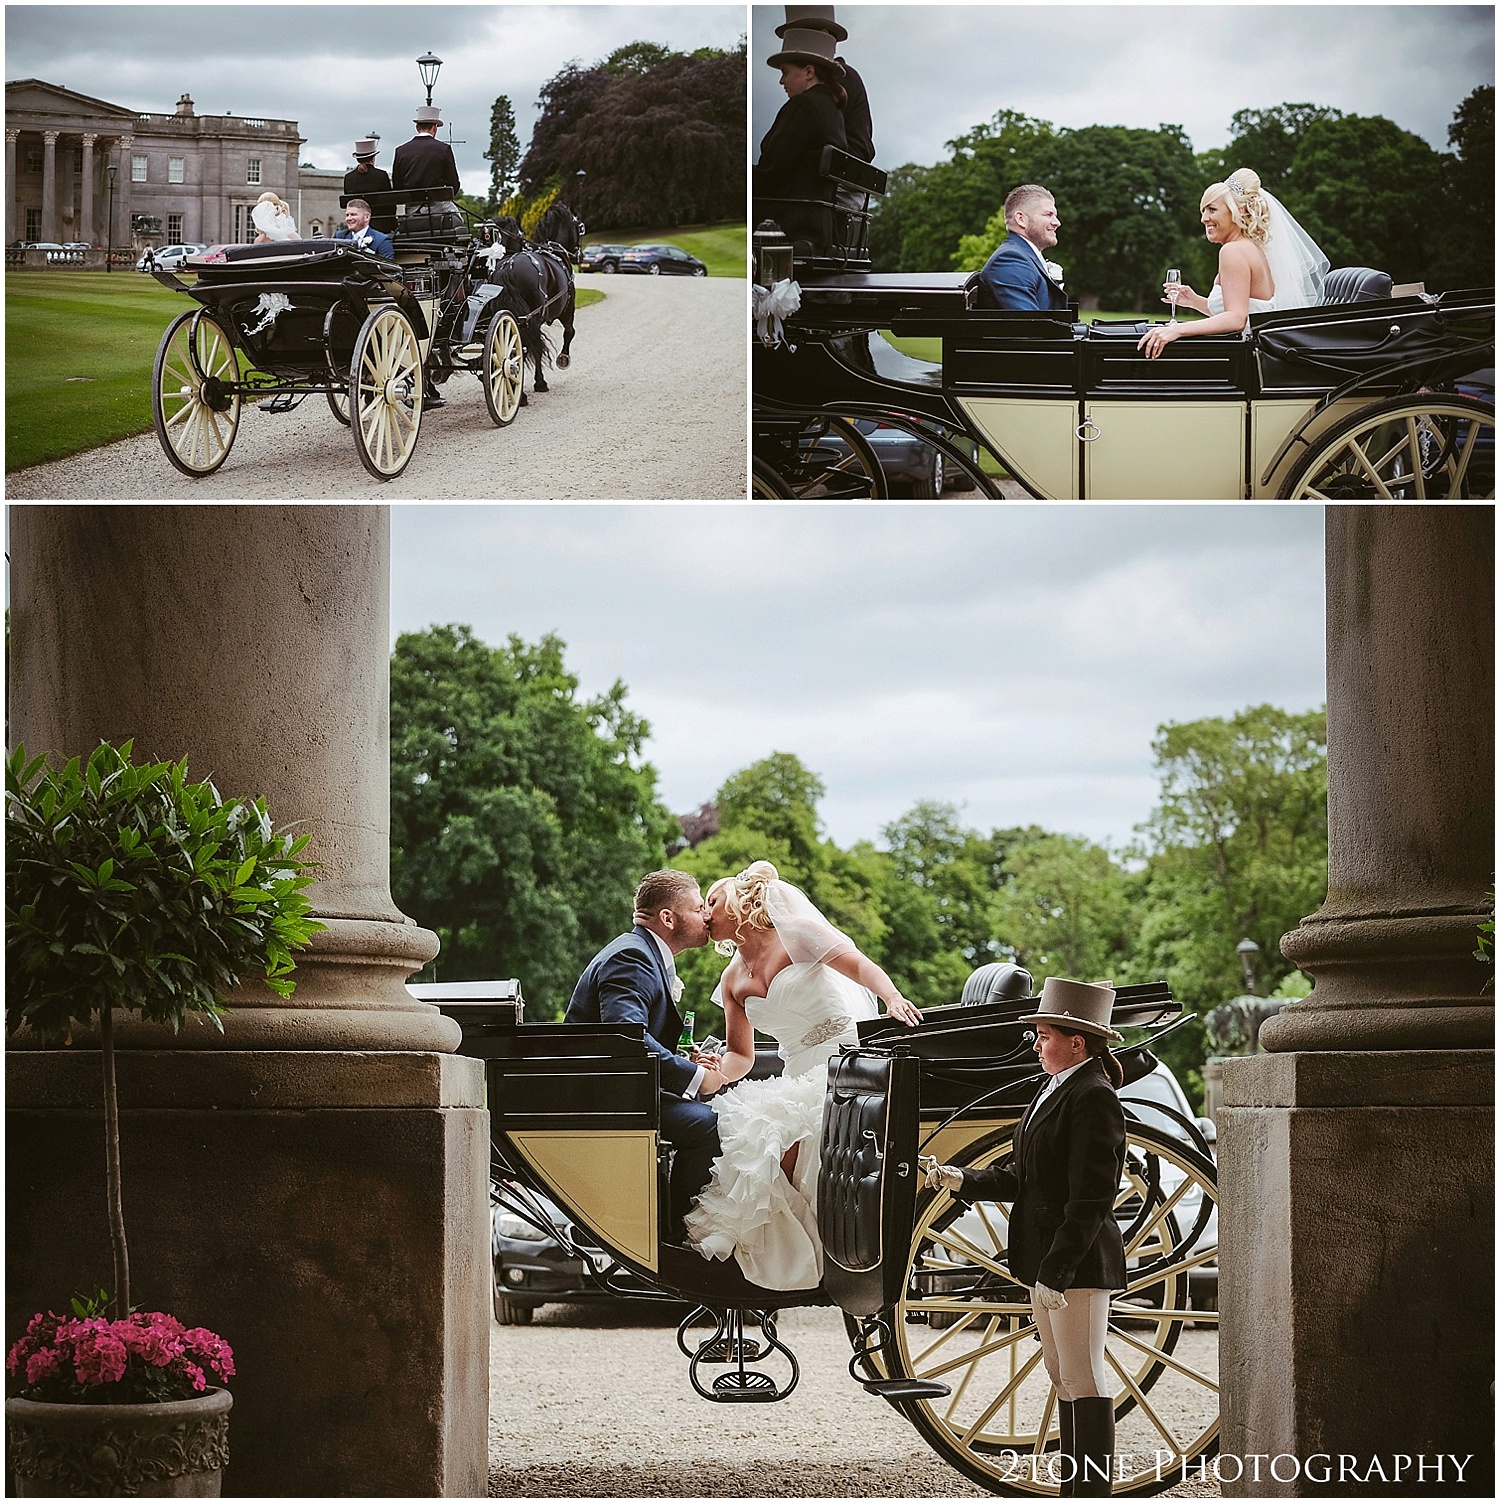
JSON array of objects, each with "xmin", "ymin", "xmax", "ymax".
[{"xmin": 677, "ymin": 1011, "xmax": 695, "ymax": 1054}]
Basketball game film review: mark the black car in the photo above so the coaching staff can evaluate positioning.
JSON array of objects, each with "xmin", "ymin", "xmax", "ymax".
[
  {"xmin": 821, "ymin": 418, "xmax": 981, "ymax": 498},
  {"xmin": 580, "ymin": 243, "xmax": 629, "ymax": 274},
  {"xmin": 619, "ymin": 243, "xmax": 708, "ymax": 277}
]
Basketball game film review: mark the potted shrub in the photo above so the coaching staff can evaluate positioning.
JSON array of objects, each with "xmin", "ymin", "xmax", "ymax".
[{"xmin": 5, "ymin": 741, "xmax": 322, "ymax": 1497}]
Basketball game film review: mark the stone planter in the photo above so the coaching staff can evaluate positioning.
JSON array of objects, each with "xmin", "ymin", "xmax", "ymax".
[{"xmin": 6, "ymin": 1387, "xmax": 231, "ymax": 1497}]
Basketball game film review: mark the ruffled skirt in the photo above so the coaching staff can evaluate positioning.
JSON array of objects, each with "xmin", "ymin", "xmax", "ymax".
[{"xmin": 683, "ymin": 1069, "xmax": 826, "ymax": 1290}]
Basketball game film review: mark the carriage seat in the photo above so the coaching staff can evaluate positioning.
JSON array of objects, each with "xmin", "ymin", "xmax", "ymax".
[
  {"xmin": 755, "ymin": 146, "xmax": 888, "ymax": 271},
  {"xmin": 960, "ymin": 962, "xmax": 1034, "ymax": 1006},
  {"xmin": 1319, "ymin": 266, "xmax": 1393, "ymax": 305}
]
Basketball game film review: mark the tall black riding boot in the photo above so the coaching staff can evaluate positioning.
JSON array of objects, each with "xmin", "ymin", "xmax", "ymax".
[
  {"xmin": 1055, "ymin": 1399, "xmax": 1076, "ymax": 1496},
  {"xmin": 1071, "ymin": 1395, "xmax": 1114, "ymax": 1496}
]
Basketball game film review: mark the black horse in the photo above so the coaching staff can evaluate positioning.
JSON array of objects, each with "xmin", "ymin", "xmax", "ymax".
[
  {"xmin": 482, "ymin": 216, "xmax": 576, "ymax": 394},
  {"xmin": 535, "ymin": 200, "xmax": 584, "ymax": 268}
]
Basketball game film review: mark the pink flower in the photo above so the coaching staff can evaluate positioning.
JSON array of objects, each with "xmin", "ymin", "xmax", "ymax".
[
  {"xmin": 25, "ymin": 1348, "xmax": 63, "ymax": 1385},
  {"xmin": 70, "ymin": 1326, "xmax": 128, "ymax": 1386},
  {"xmin": 182, "ymin": 1327, "xmax": 235, "ymax": 1381},
  {"xmin": 181, "ymin": 1360, "xmax": 207, "ymax": 1393}
]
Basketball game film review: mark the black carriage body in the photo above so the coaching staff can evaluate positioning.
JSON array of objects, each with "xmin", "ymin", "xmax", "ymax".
[{"xmin": 754, "ymin": 266, "xmax": 1495, "ymax": 498}]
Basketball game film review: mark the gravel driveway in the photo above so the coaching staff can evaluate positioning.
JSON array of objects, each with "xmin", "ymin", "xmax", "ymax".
[
  {"xmin": 487, "ymin": 1303, "xmax": 1220, "ymax": 1498},
  {"xmin": 8, "ymin": 275, "xmax": 748, "ymax": 501}
]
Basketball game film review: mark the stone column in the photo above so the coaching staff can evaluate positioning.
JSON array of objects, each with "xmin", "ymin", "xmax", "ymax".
[
  {"xmin": 7, "ymin": 504, "xmax": 488, "ymax": 1498},
  {"xmin": 8, "ymin": 504, "xmax": 456, "ymax": 1053},
  {"xmin": 79, "ymin": 132, "xmax": 96, "ymax": 243},
  {"xmin": 5, "ymin": 130, "xmax": 18, "ymax": 244},
  {"xmin": 116, "ymin": 134, "xmax": 133, "ymax": 250},
  {"xmin": 1220, "ymin": 507, "xmax": 1494, "ymax": 1497},
  {"xmin": 41, "ymin": 129, "xmax": 57, "ymax": 241}
]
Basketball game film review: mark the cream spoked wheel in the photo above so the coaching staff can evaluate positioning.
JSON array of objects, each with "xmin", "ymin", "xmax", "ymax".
[
  {"xmin": 869, "ymin": 1121, "xmax": 1219, "ymax": 1496},
  {"xmin": 152, "ymin": 310, "xmax": 241, "ymax": 477},
  {"xmin": 482, "ymin": 308, "xmax": 524, "ymax": 427},
  {"xmin": 1280, "ymin": 393, "xmax": 1494, "ymax": 499},
  {"xmin": 326, "ymin": 384, "xmax": 351, "ymax": 426},
  {"xmin": 351, "ymin": 305, "xmax": 423, "ymax": 481}
]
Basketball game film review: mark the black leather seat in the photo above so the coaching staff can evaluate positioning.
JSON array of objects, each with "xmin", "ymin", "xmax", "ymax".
[
  {"xmin": 1319, "ymin": 266, "xmax": 1393, "ymax": 305},
  {"xmin": 960, "ymin": 962, "xmax": 1034, "ymax": 1005}
]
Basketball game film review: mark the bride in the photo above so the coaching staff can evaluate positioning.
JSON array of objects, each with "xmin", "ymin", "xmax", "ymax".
[
  {"xmin": 683, "ymin": 861, "xmax": 922, "ymax": 1289},
  {"xmin": 1138, "ymin": 168, "xmax": 1329, "ymax": 358}
]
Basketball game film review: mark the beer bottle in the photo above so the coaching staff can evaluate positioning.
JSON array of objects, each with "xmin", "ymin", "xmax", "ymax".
[{"xmin": 677, "ymin": 1011, "xmax": 696, "ymax": 1054}]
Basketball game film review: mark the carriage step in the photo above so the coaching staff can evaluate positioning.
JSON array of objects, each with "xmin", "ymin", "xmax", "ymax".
[
  {"xmin": 862, "ymin": 1377, "xmax": 952, "ymax": 1400},
  {"xmin": 709, "ymin": 1369, "xmax": 783, "ymax": 1402},
  {"xmin": 257, "ymin": 393, "xmax": 301, "ymax": 413},
  {"xmin": 696, "ymin": 1336, "xmax": 766, "ymax": 1364}
]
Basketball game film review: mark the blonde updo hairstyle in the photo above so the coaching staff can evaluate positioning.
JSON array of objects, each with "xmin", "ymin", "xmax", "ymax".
[
  {"xmin": 1200, "ymin": 167, "xmax": 1271, "ymax": 245},
  {"xmin": 710, "ymin": 860, "xmax": 780, "ymax": 956}
]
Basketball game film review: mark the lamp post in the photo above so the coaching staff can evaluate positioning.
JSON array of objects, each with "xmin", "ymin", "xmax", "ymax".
[
  {"xmin": 416, "ymin": 53, "xmax": 443, "ymax": 106},
  {"xmin": 1235, "ymin": 936, "xmax": 1260, "ymax": 994},
  {"xmin": 105, "ymin": 162, "xmax": 117, "ymax": 273}
]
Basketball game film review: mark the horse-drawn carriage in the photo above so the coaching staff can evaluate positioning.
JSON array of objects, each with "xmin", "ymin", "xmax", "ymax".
[
  {"xmin": 752, "ymin": 150, "xmax": 1495, "ymax": 500},
  {"xmin": 448, "ymin": 976, "xmax": 1220, "ymax": 1497},
  {"xmin": 147, "ymin": 191, "xmax": 578, "ymax": 482}
]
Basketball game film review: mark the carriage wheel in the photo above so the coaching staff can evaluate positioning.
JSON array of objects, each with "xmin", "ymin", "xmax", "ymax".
[
  {"xmin": 152, "ymin": 310, "xmax": 241, "ymax": 477},
  {"xmin": 326, "ymin": 386, "xmax": 351, "ymax": 426},
  {"xmin": 752, "ymin": 456, "xmax": 795, "ymax": 497},
  {"xmin": 482, "ymin": 308, "xmax": 524, "ymax": 427},
  {"xmin": 351, "ymin": 306, "xmax": 423, "ymax": 481},
  {"xmin": 869, "ymin": 1121, "xmax": 1219, "ymax": 1496},
  {"xmin": 759, "ymin": 416, "xmax": 890, "ymax": 500},
  {"xmin": 1279, "ymin": 392, "xmax": 1495, "ymax": 499}
]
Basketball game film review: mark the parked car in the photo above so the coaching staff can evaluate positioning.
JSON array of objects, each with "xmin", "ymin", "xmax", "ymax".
[
  {"xmin": 580, "ymin": 243, "xmax": 629, "ymax": 274},
  {"xmin": 619, "ymin": 243, "xmax": 707, "ymax": 277},
  {"xmin": 137, "ymin": 242, "xmax": 206, "ymax": 272}
]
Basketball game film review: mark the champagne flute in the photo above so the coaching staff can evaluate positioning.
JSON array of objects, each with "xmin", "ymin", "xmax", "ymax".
[{"xmin": 1166, "ymin": 268, "xmax": 1182, "ymax": 323}]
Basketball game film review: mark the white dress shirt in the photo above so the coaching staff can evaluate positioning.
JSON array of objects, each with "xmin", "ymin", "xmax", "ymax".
[{"xmin": 645, "ymin": 928, "xmax": 704, "ymax": 1099}]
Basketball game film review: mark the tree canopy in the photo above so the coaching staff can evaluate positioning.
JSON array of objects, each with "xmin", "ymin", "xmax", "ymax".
[
  {"xmin": 389, "ymin": 625, "xmax": 676, "ymax": 1013},
  {"xmin": 517, "ymin": 40, "xmax": 746, "ymax": 228},
  {"xmin": 484, "ymin": 95, "xmax": 521, "ymax": 210},
  {"xmin": 869, "ymin": 91, "xmax": 1486, "ymax": 301}
]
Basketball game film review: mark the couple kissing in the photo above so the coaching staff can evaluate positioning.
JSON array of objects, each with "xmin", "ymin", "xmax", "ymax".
[{"xmin": 566, "ymin": 864, "xmax": 921, "ymax": 1290}]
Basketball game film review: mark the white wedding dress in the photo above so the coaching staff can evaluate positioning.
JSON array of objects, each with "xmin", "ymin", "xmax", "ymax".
[
  {"xmin": 1207, "ymin": 283, "xmax": 1276, "ymax": 317},
  {"xmin": 684, "ymin": 961, "xmax": 878, "ymax": 1290}
]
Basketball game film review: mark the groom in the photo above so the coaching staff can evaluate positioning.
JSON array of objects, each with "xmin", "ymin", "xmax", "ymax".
[
  {"xmin": 567, "ymin": 870, "xmax": 724, "ymax": 1241},
  {"xmin": 976, "ymin": 184, "xmax": 1069, "ymax": 312}
]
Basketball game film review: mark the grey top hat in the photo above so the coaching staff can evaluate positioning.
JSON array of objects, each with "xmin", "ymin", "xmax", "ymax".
[
  {"xmin": 352, "ymin": 138, "xmax": 379, "ymax": 160},
  {"xmin": 776, "ymin": 6, "xmax": 848, "ymax": 41},
  {"xmin": 767, "ymin": 26, "xmax": 841, "ymax": 69},
  {"xmin": 1018, "ymin": 977, "xmax": 1122, "ymax": 1041},
  {"xmin": 413, "ymin": 105, "xmax": 443, "ymax": 126}
]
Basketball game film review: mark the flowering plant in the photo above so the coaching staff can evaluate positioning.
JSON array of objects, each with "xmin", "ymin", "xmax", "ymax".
[{"xmin": 8, "ymin": 1299, "xmax": 234, "ymax": 1405}]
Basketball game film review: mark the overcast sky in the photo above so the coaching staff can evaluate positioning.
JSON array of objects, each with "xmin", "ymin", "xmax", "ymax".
[
  {"xmin": 752, "ymin": 4, "xmax": 1495, "ymax": 169},
  {"xmin": 6, "ymin": 5, "xmax": 746, "ymax": 198},
  {"xmin": 389, "ymin": 505, "xmax": 1326, "ymax": 853}
]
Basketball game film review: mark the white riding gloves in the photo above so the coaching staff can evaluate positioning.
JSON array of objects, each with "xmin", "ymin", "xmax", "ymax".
[
  {"xmin": 919, "ymin": 1155, "xmax": 964, "ymax": 1192},
  {"xmin": 1034, "ymin": 1282, "xmax": 1068, "ymax": 1310}
]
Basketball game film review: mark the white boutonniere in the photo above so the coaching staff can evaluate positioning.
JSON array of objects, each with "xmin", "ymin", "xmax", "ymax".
[{"xmin": 1044, "ymin": 261, "xmax": 1065, "ymax": 285}]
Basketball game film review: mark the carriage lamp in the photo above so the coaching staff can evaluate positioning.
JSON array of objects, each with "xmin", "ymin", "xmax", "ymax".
[
  {"xmin": 416, "ymin": 52, "xmax": 443, "ymax": 106},
  {"xmin": 1236, "ymin": 936, "xmax": 1260, "ymax": 993},
  {"xmin": 753, "ymin": 220, "xmax": 793, "ymax": 286},
  {"xmin": 106, "ymin": 162, "xmax": 117, "ymax": 274}
]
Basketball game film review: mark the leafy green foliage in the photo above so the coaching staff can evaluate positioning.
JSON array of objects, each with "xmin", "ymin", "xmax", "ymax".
[
  {"xmin": 389, "ymin": 626, "xmax": 677, "ymax": 1015},
  {"xmin": 484, "ymin": 94, "xmax": 522, "ymax": 209},
  {"xmin": 5, "ymin": 741, "xmax": 323, "ymax": 1043},
  {"xmin": 1430, "ymin": 85, "xmax": 1495, "ymax": 293},
  {"xmin": 519, "ymin": 42, "xmax": 746, "ymax": 228}
]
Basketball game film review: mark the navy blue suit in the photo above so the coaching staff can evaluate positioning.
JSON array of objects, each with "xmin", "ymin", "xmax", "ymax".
[
  {"xmin": 567, "ymin": 927, "xmax": 720, "ymax": 1237},
  {"xmin": 334, "ymin": 224, "xmax": 395, "ymax": 259},
  {"xmin": 977, "ymin": 233, "xmax": 1069, "ymax": 312}
]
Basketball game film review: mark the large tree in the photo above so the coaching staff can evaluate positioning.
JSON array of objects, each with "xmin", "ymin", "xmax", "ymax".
[
  {"xmin": 1431, "ymin": 85, "xmax": 1495, "ymax": 292},
  {"xmin": 1221, "ymin": 103, "xmax": 1345, "ymax": 192},
  {"xmin": 519, "ymin": 42, "xmax": 745, "ymax": 227},
  {"xmin": 484, "ymin": 95, "xmax": 521, "ymax": 209},
  {"xmin": 389, "ymin": 625, "xmax": 677, "ymax": 1016}
]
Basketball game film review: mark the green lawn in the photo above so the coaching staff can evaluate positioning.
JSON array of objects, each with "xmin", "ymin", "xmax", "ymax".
[
  {"xmin": 6, "ymin": 271, "xmax": 189, "ymax": 470},
  {"xmin": 6, "ymin": 270, "xmax": 606, "ymax": 472},
  {"xmin": 583, "ymin": 221, "xmax": 745, "ymax": 278}
]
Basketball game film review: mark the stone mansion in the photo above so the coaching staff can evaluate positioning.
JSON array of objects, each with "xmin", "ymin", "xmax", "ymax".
[{"xmin": 6, "ymin": 79, "xmax": 343, "ymax": 248}]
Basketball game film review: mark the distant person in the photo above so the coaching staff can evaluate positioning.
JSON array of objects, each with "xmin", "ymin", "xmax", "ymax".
[
  {"xmin": 976, "ymin": 185, "xmax": 1069, "ymax": 312},
  {"xmin": 343, "ymin": 138, "xmax": 396, "ymax": 237},
  {"xmin": 333, "ymin": 199, "xmax": 394, "ymax": 258},
  {"xmin": 774, "ymin": 6, "xmax": 873, "ymax": 161},
  {"xmin": 250, "ymin": 192, "xmax": 298, "ymax": 243},
  {"xmin": 392, "ymin": 106, "xmax": 461, "ymax": 223},
  {"xmin": 754, "ymin": 26, "xmax": 848, "ymax": 202}
]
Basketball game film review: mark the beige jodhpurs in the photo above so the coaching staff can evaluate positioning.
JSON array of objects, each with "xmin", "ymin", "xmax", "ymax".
[{"xmin": 1030, "ymin": 1286, "xmax": 1111, "ymax": 1401}]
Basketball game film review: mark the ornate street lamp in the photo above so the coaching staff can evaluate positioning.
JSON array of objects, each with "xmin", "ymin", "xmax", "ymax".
[
  {"xmin": 416, "ymin": 53, "xmax": 443, "ymax": 106},
  {"xmin": 1236, "ymin": 936, "xmax": 1261, "ymax": 994},
  {"xmin": 106, "ymin": 162, "xmax": 117, "ymax": 274}
]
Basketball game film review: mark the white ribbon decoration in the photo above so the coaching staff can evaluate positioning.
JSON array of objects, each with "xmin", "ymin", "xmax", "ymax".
[{"xmin": 754, "ymin": 278, "xmax": 802, "ymax": 349}]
